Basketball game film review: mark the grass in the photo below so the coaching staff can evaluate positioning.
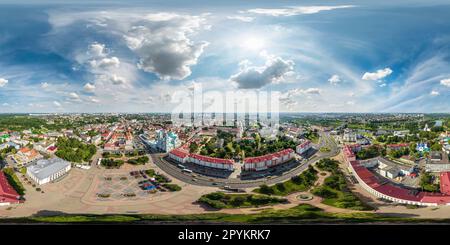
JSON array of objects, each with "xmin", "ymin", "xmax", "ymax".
[
  {"xmin": 198, "ymin": 192, "xmax": 287, "ymax": 209},
  {"xmin": 2, "ymin": 168, "xmax": 25, "ymax": 195},
  {"xmin": 253, "ymin": 165, "xmax": 318, "ymax": 196},
  {"xmin": 162, "ymin": 183, "xmax": 182, "ymax": 192},
  {"xmin": 2, "ymin": 204, "xmax": 450, "ymax": 224},
  {"xmin": 312, "ymin": 159, "xmax": 373, "ymax": 211}
]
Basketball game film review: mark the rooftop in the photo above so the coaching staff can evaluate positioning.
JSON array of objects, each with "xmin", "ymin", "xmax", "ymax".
[{"xmin": 27, "ymin": 158, "xmax": 71, "ymax": 181}]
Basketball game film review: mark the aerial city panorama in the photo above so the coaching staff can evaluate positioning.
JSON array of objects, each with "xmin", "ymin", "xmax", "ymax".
[{"xmin": 1, "ymin": 0, "xmax": 450, "ymax": 230}]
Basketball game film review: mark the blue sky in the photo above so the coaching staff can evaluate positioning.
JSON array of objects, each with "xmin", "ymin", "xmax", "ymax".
[{"xmin": 0, "ymin": 1, "xmax": 449, "ymax": 113}]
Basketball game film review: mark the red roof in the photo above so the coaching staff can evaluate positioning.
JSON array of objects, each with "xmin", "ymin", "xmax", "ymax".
[
  {"xmin": 0, "ymin": 171, "xmax": 20, "ymax": 203},
  {"xmin": 440, "ymin": 172, "xmax": 450, "ymax": 195},
  {"xmin": 169, "ymin": 148, "xmax": 189, "ymax": 159},
  {"xmin": 297, "ymin": 140, "xmax": 311, "ymax": 149},
  {"xmin": 189, "ymin": 153, "xmax": 234, "ymax": 165},
  {"xmin": 244, "ymin": 148, "xmax": 294, "ymax": 164},
  {"xmin": 351, "ymin": 160, "xmax": 450, "ymax": 204},
  {"xmin": 387, "ymin": 143, "xmax": 410, "ymax": 148}
]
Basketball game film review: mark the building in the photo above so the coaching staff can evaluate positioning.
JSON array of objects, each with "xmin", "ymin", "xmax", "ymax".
[
  {"xmin": 348, "ymin": 160, "xmax": 450, "ymax": 206},
  {"xmin": 387, "ymin": 143, "xmax": 410, "ymax": 151},
  {"xmin": 243, "ymin": 148, "xmax": 294, "ymax": 171},
  {"xmin": 154, "ymin": 129, "xmax": 179, "ymax": 153},
  {"xmin": 12, "ymin": 147, "xmax": 43, "ymax": 167},
  {"xmin": 0, "ymin": 171, "xmax": 21, "ymax": 206},
  {"xmin": 168, "ymin": 147, "xmax": 234, "ymax": 171},
  {"xmin": 26, "ymin": 158, "xmax": 72, "ymax": 185},
  {"xmin": 425, "ymin": 151, "xmax": 450, "ymax": 172},
  {"xmin": 296, "ymin": 140, "xmax": 312, "ymax": 155}
]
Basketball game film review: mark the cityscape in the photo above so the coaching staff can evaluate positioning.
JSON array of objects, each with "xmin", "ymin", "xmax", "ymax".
[{"xmin": 1, "ymin": 0, "xmax": 450, "ymax": 230}]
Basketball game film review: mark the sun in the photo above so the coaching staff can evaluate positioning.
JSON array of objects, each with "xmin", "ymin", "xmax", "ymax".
[{"xmin": 240, "ymin": 36, "xmax": 265, "ymax": 51}]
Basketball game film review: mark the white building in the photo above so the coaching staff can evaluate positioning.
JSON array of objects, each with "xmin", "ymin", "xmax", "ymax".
[{"xmin": 27, "ymin": 158, "xmax": 72, "ymax": 185}]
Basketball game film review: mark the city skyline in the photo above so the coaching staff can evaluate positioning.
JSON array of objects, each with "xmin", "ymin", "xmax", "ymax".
[{"xmin": 1, "ymin": 0, "xmax": 450, "ymax": 113}]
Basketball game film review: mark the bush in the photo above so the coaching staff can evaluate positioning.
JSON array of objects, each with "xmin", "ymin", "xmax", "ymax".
[{"xmin": 162, "ymin": 183, "xmax": 182, "ymax": 192}]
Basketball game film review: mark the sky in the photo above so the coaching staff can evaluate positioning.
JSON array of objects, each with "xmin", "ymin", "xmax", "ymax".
[{"xmin": 0, "ymin": 0, "xmax": 449, "ymax": 113}]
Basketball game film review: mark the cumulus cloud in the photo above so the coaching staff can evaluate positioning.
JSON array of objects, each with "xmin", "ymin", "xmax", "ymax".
[
  {"xmin": 68, "ymin": 92, "xmax": 80, "ymax": 100},
  {"xmin": 88, "ymin": 42, "xmax": 107, "ymax": 58},
  {"xmin": 41, "ymin": 82, "xmax": 49, "ymax": 89},
  {"xmin": 245, "ymin": 5, "xmax": 354, "ymax": 17},
  {"xmin": 110, "ymin": 74, "xmax": 127, "ymax": 85},
  {"xmin": 362, "ymin": 67, "xmax": 393, "ymax": 81},
  {"xmin": 430, "ymin": 90, "xmax": 440, "ymax": 96},
  {"xmin": 0, "ymin": 78, "xmax": 8, "ymax": 87},
  {"xmin": 279, "ymin": 87, "xmax": 321, "ymax": 110},
  {"xmin": 123, "ymin": 13, "xmax": 209, "ymax": 80},
  {"xmin": 441, "ymin": 78, "xmax": 450, "ymax": 87},
  {"xmin": 83, "ymin": 83, "xmax": 95, "ymax": 92},
  {"xmin": 53, "ymin": 101, "xmax": 62, "ymax": 107},
  {"xmin": 89, "ymin": 56, "xmax": 120, "ymax": 68},
  {"xmin": 227, "ymin": 15, "xmax": 254, "ymax": 22},
  {"xmin": 230, "ymin": 53, "xmax": 295, "ymax": 89},
  {"xmin": 89, "ymin": 97, "xmax": 100, "ymax": 103},
  {"xmin": 328, "ymin": 74, "xmax": 341, "ymax": 85}
]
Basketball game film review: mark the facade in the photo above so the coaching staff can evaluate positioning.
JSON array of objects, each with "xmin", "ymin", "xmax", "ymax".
[
  {"xmin": 348, "ymin": 159, "xmax": 450, "ymax": 206},
  {"xmin": 155, "ymin": 129, "xmax": 179, "ymax": 153},
  {"xmin": 296, "ymin": 140, "xmax": 312, "ymax": 155},
  {"xmin": 27, "ymin": 158, "xmax": 72, "ymax": 185},
  {"xmin": 12, "ymin": 147, "xmax": 43, "ymax": 167},
  {"xmin": 243, "ymin": 148, "xmax": 294, "ymax": 171},
  {"xmin": 0, "ymin": 171, "xmax": 21, "ymax": 206},
  {"xmin": 168, "ymin": 147, "xmax": 234, "ymax": 171}
]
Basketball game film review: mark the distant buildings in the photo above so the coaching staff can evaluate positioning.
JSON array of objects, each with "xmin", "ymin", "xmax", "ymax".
[
  {"xmin": 26, "ymin": 158, "xmax": 72, "ymax": 185},
  {"xmin": 0, "ymin": 171, "xmax": 21, "ymax": 206},
  {"xmin": 426, "ymin": 151, "xmax": 450, "ymax": 172}
]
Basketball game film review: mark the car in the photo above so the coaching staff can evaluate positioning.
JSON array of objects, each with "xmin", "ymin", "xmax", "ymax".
[
  {"xmin": 191, "ymin": 178, "xmax": 197, "ymax": 182},
  {"xmin": 211, "ymin": 182, "xmax": 218, "ymax": 186}
]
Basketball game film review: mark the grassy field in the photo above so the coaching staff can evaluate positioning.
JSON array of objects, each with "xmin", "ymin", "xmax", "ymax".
[
  {"xmin": 312, "ymin": 159, "xmax": 373, "ymax": 210},
  {"xmin": 0, "ymin": 204, "xmax": 449, "ymax": 224},
  {"xmin": 198, "ymin": 192, "xmax": 287, "ymax": 209},
  {"xmin": 253, "ymin": 166, "xmax": 318, "ymax": 196}
]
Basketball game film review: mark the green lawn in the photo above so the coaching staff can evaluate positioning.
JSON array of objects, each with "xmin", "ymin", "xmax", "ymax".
[
  {"xmin": 253, "ymin": 165, "xmax": 318, "ymax": 196},
  {"xmin": 2, "ymin": 204, "xmax": 450, "ymax": 224},
  {"xmin": 198, "ymin": 192, "xmax": 287, "ymax": 209},
  {"xmin": 312, "ymin": 159, "xmax": 373, "ymax": 211}
]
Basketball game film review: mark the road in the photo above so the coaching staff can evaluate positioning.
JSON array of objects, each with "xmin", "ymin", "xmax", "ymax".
[{"xmin": 150, "ymin": 131, "xmax": 340, "ymax": 189}]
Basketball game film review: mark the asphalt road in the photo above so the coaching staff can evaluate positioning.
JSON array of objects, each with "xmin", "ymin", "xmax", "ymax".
[{"xmin": 150, "ymin": 131, "xmax": 340, "ymax": 189}]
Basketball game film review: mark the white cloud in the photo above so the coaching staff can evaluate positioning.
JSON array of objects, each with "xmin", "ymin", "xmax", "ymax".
[
  {"xmin": 89, "ymin": 56, "xmax": 120, "ymax": 68},
  {"xmin": 88, "ymin": 42, "xmax": 107, "ymax": 58},
  {"xmin": 441, "ymin": 78, "xmax": 450, "ymax": 87},
  {"xmin": 379, "ymin": 83, "xmax": 387, "ymax": 87},
  {"xmin": 53, "ymin": 101, "xmax": 62, "ymax": 107},
  {"xmin": 328, "ymin": 74, "xmax": 341, "ymax": 85},
  {"xmin": 230, "ymin": 53, "xmax": 295, "ymax": 89},
  {"xmin": 83, "ymin": 83, "xmax": 96, "ymax": 92},
  {"xmin": 110, "ymin": 74, "xmax": 127, "ymax": 85},
  {"xmin": 41, "ymin": 82, "xmax": 49, "ymax": 89},
  {"xmin": 227, "ymin": 15, "xmax": 254, "ymax": 22},
  {"xmin": 68, "ymin": 92, "xmax": 80, "ymax": 100},
  {"xmin": 430, "ymin": 90, "xmax": 440, "ymax": 96},
  {"xmin": 89, "ymin": 97, "xmax": 100, "ymax": 103},
  {"xmin": 362, "ymin": 67, "xmax": 393, "ymax": 81},
  {"xmin": 246, "ymin": 5, "xmax": 354, "ymax": 17},
  {"xmin": 123, "ymin": 13, "xmax": 209, "ymax": 80},
  {"xmin": 0, "ymin": 78, "xmax": 8, "ymax": 87},
  {"xmin": 346, "ymin": 101, "xmax": 355, "ymax": 105}
]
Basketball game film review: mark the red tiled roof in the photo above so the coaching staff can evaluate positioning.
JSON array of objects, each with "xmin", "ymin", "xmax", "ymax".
[
  {"xmin": 351, "ymin": 160, "xmax": 450, "ymax": 204},
  {"xmin": 387, "ymin": 143, "xmax": 410, "ymax": 148},
  {"xmin": 169, "ymin": 148, "xmax": 189, "ymax": 159},
  {"xmin": 189, "ymin": 153, "xmax": 234, "ymax": 165},
  {"xmin": 0, "ymin": 171, "xmax": 20, "ymax": 202},
  {"xmin": 440, "ymin": 172, "xmax": 450, "ymax": 195},
  {"xmin": 244, "ymin": 148, "xmax": 294, "ymax": 164},
  {"xmin": 297, "ymin": 140, "xmax": 311, "ymax": 149}
]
